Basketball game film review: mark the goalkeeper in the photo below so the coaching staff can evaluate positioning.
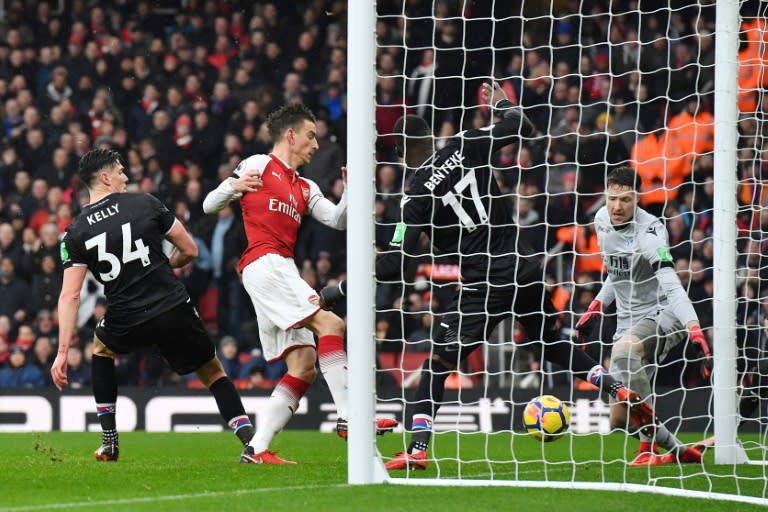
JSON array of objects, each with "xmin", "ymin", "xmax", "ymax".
[
  {"xmin": 320, "ymin": 82, "xmax": 654, "ymax": 471},
  {"xmin": 575, "ymin": 166, "xmax": 709, "ymax": 466}
]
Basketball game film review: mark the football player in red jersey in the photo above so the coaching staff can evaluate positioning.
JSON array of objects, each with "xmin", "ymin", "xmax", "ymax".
[{"xmin": 203, "ymin": 104, "xmax": 395, "ymax": 464}]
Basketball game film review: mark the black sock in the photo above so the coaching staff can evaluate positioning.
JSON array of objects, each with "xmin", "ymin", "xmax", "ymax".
[
  {"xmin": 416, "ymin": 358, "xmax": 452, "ymax": 413},
  {"xmin": 407, "ymin": 358, "xmax": 452, "ymax": 453},
  {"xmin": 92, "ymin": 355, "xmax": 118, "ymax": 443},
  {"xmin": 409, "ymin": 438, "xmax": 429, "ymax": 453},
  {"xmin": 209, "ymin": 376, "xmax": 254, "ymax": 445},
  {"xmin": 102, "ymin": 429, "xmax": 118, "ymax": 447}
]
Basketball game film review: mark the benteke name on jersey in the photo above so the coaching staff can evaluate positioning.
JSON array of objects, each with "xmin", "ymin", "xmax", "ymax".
[
  {"xmin": 423, "ymin": 151, "xmax": 465, "ymax": 191},
  {"xmin": 86, "ymin": 203, "xmax": 120, "ymax": 225}
]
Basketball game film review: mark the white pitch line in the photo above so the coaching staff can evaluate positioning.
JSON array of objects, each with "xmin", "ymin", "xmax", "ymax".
[{"xmin": 0, "ymin": 483, "xmax": 348, "ymax": 512}]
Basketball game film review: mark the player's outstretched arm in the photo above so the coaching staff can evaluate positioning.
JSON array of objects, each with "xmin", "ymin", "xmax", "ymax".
[
  {"xmin": 51, "ymin": 266, "xmax": 87, "ymax": 390},
  {"xmin": 165, "ymin": 219, "xmax": 199, "ymax": 268},
  {"xmin": 462, "ymin": 81, "xmax": 536, "ymax": 158},
  {"xmin": 307, "ymin": 177, "xmax": 347, "ymax": 230},
  {"xmin": 202, "ymin": 169, "xmax": 263, "ymax": 214}
]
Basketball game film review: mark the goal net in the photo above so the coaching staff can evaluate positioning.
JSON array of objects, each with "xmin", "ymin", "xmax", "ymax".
[{"xmin": 346, "ymin": 0, "xmax": 768, "ymax": 505}]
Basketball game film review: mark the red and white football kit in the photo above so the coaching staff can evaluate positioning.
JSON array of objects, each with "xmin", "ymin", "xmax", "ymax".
[{"xmin": 203, "ymin": 153, "xmax": 347, "ymax": 361}]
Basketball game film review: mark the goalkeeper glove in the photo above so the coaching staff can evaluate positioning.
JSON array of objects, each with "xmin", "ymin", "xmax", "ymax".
[
  {"xmin": 575, "ymin": 299, "xmax": 603, "ymax": 343},
  {"xmin": 319, "ymin": 281, "xmax": 346, "ymax": 310},
  {"xmin": 689, "ymin": 324, "xmax": 713, "ymax": 380}
]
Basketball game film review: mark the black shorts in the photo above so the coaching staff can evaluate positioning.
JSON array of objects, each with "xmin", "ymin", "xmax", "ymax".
[
  {"xmin": 95, "ymin": 300, "xmax": 215, "ymax": 375},
  {"xmin": 434, "ymin": 280, "xmax": 559, "ymax": 363}
]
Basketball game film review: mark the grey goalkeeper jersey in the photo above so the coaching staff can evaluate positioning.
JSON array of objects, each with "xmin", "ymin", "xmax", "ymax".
[{"xmin": 594, "ymin": 206, "xmax": 676, "ymax": 331}]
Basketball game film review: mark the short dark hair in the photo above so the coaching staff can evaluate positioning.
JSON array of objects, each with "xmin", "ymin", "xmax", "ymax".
[
  {"xmin": 266, "ymin": 103, "xmax": 316, "ymax": 143},
  {"xmin": 393, "ymin": 115, "xmax": 430, "ymax": 157},
  {"xmin": 78, "ymin": 148, "xmax": 123, "ymax": 188},
  {"xmin": 606, "ymin": 166, "xmax": 641, "ymax": 192}
]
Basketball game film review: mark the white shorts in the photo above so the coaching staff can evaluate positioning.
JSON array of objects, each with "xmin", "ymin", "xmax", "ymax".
[{"xmin": 241, "ymin": 254, "xmax": 320, "ymax": 362}]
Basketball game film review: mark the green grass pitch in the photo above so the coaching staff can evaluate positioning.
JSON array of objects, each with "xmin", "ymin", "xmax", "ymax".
[{"xmin": 0, "ymin": 431, "xmax": 766, "ymax": 511}]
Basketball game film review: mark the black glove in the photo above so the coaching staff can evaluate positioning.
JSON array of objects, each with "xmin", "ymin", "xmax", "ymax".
[{"xmin": 319, "ymin": 280, "xmax": 346, "ymax": 310}]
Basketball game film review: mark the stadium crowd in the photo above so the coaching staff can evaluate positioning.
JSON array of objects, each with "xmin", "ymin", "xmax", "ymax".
[{"xmin": 0, "ymin": 0, "xmax": 764, "ymax": 392}]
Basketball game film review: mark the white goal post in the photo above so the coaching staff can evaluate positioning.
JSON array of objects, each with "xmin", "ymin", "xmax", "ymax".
[
  {"xmin": 711, "ymin": 0, "xmax": 747, "ymax": 466},
  {"xmin": 347, "ymin": 0, "xmax": 766, "ymax": 505},
  {"xmin": 346, "ymin": 0, "xmax": 388, "ymax": 485}
]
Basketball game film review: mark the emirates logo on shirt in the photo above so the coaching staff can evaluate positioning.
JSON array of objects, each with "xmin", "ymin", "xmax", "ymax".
[{"xmin": 267, "ymin": 197, "xmax": 302, "ymax": 222}]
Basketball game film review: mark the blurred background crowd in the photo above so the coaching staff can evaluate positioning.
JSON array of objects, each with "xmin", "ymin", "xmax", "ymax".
[{"xmin": 0, "ymin": 0, "xmax": 765, "ymax": 393}]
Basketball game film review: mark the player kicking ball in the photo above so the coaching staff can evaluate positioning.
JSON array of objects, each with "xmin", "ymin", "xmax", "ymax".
[
  {"xmin": 321, "ymin": 82, "xmax": 655, "ymax": 471},
  {"xmin": 575, "ymin": 166, "xmax": 710, "ymax": 465},
  {"xmin": 203, "ymin": 104, "xmax": 396, "ymax": 464},
  {"xmin": 52, "ymin": 149, "xmax": 257, "ymax": 462}
]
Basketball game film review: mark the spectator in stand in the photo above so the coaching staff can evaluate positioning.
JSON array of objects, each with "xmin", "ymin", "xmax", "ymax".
[
  {"xmin": 34, "ymin": 309, "xmax": 58, "ymax": 343},
  {"xmin": 0, "ymin": 257, "xmax": 33, "ymax": 333},
  {"xmin": 203, "ymin": 204, "xmax": 246, "ymax": 338},
  {"xmin": 218, "ymin": 336, "xmax": 241, "ymax": 380},
  {"xmin": 247, "ymin": 363, "xmax": 273, "ymax": 389},
  {"xmin": 41, "ymin": 66, "xmax": 73, "ymax": 114},
  {"xmin": 191, "ymin": 109, "xmax": 222, "ymax": 174},
  {"xmin": 0, "ymin": 222, "xmax": 23, "ymax": 268},
  {"xmin": 0, "ymin": 346, "xmax": 45, "ymax": 388},
  {"xmin": 65, "ymin": 345, "xmax": 90, "ymax": 390},
  {"xmin": 76, "ymin": 293, "xmax": 106, "ymax": 343},
  {"xmin": 375, "ymin": 76, "xmax": 409, "ymax": 163},
  {"xmin": 31, "ymin": 335, "xmax": 55, "ymax": 386},
  {"xmin": 173, "ymin": 114, "xmax": 194, "ymax": 164},
  {"xmin": 0, "ymin": 332, "xmax": 8, "ymax": 367},
  {"xmin": 36, "ymin": 147, "xmax": 75, "ymax": 190},
  {"xmin": 14, "ymin": 324, "xmax": 37, "ymax": 352},
  {"xmin": 300, "ymin": 118, "xmax": 344, "ymax": 196},
  {"xmin": 32, "ymin": 249, "xmax": 61, "ymax": 308}
]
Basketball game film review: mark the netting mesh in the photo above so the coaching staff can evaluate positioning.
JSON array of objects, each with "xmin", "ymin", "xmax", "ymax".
[{"xmin": 370, "ymin": 0, "xmax": 768, "ymax": 502}]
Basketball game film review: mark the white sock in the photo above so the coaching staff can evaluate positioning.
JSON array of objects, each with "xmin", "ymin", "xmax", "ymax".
[
  {"xmin": 318, "ymin": 335, "xmax": 349, "ymax": 420},
  {"xmin": 249, "ymin": 375, "xmax": 307, "ymax": 453}
]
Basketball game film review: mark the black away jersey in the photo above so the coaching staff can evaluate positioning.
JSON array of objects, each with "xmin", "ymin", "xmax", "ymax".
[
  {"xmin": 61, "ymin": 192, "xmax": 189, "ymax": 334},
  {"xmin": 377, "ymin": 102, "xmax": 541, "ymax": 285}
]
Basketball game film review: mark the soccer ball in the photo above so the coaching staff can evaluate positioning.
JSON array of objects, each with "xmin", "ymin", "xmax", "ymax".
[{"xmin": 522, "ymin": 395, "xmax": 570, "ymax": 442}]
